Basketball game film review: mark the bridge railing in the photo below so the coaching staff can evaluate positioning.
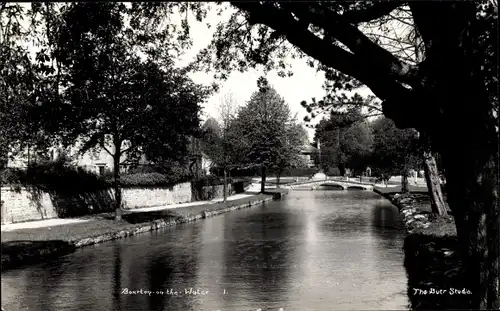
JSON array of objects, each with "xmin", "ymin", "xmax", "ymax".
[{"xmin": 284, "ymin": 180, "xmax": 374, "ymax": 191}]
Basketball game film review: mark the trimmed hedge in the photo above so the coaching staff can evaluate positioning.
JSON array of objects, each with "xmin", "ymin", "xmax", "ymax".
[
  {"xmin": 325, "ymin": 167, "xmax": 341, "ymax": 176},
  {"xmin": 1, "ymin": 163, "xmax": 113, "ymax": 218},
  {"xmin": 190, "ymin": 176, "xmax": 252, "ymax": 188},
  {"xmin": 1, "ymin": 166, "xmax": 192, "ymax": 191},
  {"xmin": 1, "ymin": 164, "xmax": 109, "ymax": 194}
]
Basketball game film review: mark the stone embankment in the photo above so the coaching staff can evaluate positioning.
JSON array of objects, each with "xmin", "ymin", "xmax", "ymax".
[
  {"xmin": 374, "ymin": 188, "xmax": 468, "ymax": 310},
  {"xmin": 1, "ymin": 190, "xmax": 287, "ymax": 271}
]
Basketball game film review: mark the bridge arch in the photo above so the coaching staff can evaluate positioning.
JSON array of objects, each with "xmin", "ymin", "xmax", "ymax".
[
  {"xmin": 318, "ymin": 183, "xmax": 345, "ymax": 190},
  {"xmin": 346, "ymin": 186, "xmax": 366, "ymax": 190}
]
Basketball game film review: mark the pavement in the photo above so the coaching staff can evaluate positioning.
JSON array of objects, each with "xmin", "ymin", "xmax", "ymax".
[{"xmin": 0, "ymin": 188, "xmax": 258, "ymax": 232}]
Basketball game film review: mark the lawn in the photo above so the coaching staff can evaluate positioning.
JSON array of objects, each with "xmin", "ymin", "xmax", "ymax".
[{"xmin": 1, "ymin": 218, "xmax": 144, "ymax": 243}]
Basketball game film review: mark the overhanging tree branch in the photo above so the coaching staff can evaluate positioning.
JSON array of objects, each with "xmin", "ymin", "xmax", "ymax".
[
  {"xmin": 295, "ymin": 3, "xmax": 417, "ymax": 84},
  {"xmin": 231, "ymin": 2, "xmax": 414, "ymax": 104}
]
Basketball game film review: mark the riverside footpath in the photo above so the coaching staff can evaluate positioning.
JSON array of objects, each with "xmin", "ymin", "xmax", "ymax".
[{"xmin": 1, "ymin": 186, "xmax": 288, "ymax": 271}]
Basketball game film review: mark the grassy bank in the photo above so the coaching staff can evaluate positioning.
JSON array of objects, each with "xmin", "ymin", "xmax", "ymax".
[
  {"xmin": 1, "ymin": 190, "xmax": 287, "ymax": 272},
  {"xmin": 374, "ymin": 187, "xmax": 468, "ymax": 309}
]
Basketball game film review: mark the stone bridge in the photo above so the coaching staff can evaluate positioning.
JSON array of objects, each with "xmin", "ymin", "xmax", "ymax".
[{"xmin": 283, "ymin": 180, "xmax": 374, "ymax": 191}]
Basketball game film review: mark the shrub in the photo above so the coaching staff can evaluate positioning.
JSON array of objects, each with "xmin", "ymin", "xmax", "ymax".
[
  {"xmin": 190, "ymin": 176, "xmax": 253, "ymax": 201},
  {"xmin": 232, "ymin": 177, "xmax": 253, "ymax": 193},
  {"xmin": 192, "ymin": 175, "xmax": 230, "ymax": 187},
  {"xmin": 212, "ymin": 166, "xmax": 262, "ymax": 177},
  {"xmin": 276, "ymin": 167, "xmax": 318, "ymax": 177},
  {"xmin": 119, "ymin": 173, "xmax": 190, "ymax": 188},
  {"xmin": 23, "ymin": 161, "xmax": 111, "ymax": 194},
  {"xmin": 326, "ymin": 167, "xmax": 341, "ymax": 176},
  {"xmin": 0, "ymin": 167, "xmax": 25, "ymax": 187},
  {"xmin": 126, "ymin": 165, "xmax": 159, "ymax": 174}
]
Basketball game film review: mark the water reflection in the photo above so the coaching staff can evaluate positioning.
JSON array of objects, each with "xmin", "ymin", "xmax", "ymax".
[
  {"xmin": 1, "ymin": 191, "xmax": 408, "ymax": 311},
  {"xmin": 218, "ymin": 207, "xmax": 296, "ymax": 310},
  {"xmin": 113, "ymin": 243, "xmax": 122, "ymax": 311}
]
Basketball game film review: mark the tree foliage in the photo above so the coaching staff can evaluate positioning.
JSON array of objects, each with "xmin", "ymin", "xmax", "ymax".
[
  {"xmin": 369, "ymin": 116, "xmax": 419, "ymax": 181},
  {"xmin": 0, "ymin": 3, "xmax": 56, "ymax": 169},
  {"xmin": 1, "ymin": 3, "xmax": 211, "ymax": 218},
  {"xmin": 314, "ymin": 105, "xmax": 373, "ymax": 176},
  {"xmin": 234, "ymin": 77, "xmax": 307, "ymax": 189}
]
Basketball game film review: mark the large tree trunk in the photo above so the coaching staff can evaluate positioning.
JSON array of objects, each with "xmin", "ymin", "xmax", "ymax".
[
  {"xmin": 223, "ymin": 165, "xmax": 228, "ymax": 202},
  {"xmin": 276, "ymin": 170, "xmax": 281, "ymax": 188},
  {"xmin": 260, "ymin": 165, "xmax": 267, "ymax": 193},
  {"xmin": 408, "ymin": 3, "xmax": 499, "ymax": 307},
  {"xmin": 113, "ymin": 152, "xmax": 122, "ymax": 221},
  {"xmin": 429, "ymin": 87, "xmax": 498, "ymax": 309},
  {"xmin": 422, "ymin": 151, "xmax": 448, "ymax": 216},
  {"xmin": 442, "ymin": 150, "xmax": 498, "ymax": 309}
]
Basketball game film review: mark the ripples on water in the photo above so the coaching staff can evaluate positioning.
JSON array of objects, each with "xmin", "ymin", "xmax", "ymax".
[{"xmin": 1, "ymin": 190, "xmax": 408, "ymax": 311}]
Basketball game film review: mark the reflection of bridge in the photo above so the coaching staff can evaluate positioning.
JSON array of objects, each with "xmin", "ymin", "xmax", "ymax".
[{"xmin": 283, "ymin": 180, "xmax": 374, "ymax": 191}]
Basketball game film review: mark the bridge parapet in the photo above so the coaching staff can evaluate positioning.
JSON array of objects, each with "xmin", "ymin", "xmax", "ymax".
[{"xmin": 284, "ymin": 180, "xmax": 374, "ymax": 191}]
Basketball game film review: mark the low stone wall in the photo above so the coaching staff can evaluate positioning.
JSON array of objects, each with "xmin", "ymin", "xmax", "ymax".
[
  {"xmin": 1, "ymin": 182, "xmax": 192, "ymax": 224},
  {"xmin": 1, "ymin": 187, "xmax": 58, "ymax": 224},
  {"xmin": 121, "ymin": 182, "xmax": 192, "ymax": 209},
  {"xmin": 191, "ymin": 182, "xmax": 236, "ymax": 201},
  {"xmin": 375, "ymin": 189, "xmax": 467, "ymax": 310}
]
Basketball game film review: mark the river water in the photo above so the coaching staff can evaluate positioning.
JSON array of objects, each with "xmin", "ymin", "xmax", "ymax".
[{"xmin": 1, "ymin": 190, "xmax": 408, "ymax": 311}]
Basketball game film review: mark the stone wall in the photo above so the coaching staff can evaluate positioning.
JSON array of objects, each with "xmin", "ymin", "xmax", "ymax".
[
  {"xmin": 1, "ymin": 187, "xmax": 58, "ymax": 224},
  {"xmin": 1, "ymin": 182, "xmax": 192, "ymax": 224},
  {"xmin": 193, "ymin": 184, "xmax": 235, "ymax": 201},
  {"xmin": 121, "ymin": 182, "xmax": 192, "ymax": 209}
]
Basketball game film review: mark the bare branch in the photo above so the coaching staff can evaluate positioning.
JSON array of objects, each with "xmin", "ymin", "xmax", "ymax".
[
  {"xmin": 387, "ymin": 13, "xmax": 414, "ymax": 27},
  {"xmin": 341, "ymin": 2, "xmax": 402, "ymax": 24}
]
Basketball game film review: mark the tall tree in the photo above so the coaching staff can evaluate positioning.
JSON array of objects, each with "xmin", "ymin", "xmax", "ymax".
[
  {"xmin": 235, "ymin": 77, "xmax": 304, "ymax": 193},
  {"xmin": 370, "ymin": 116, "xmax": 420, "ymax": 193},
  {"xmin": 28, "ymin": 3, "xmax": 209, "ymax": 220},
  {"xmin": 313, "ymin": 98, "xmax": 374, "ymax": 177},
  {"xmin": 273, "ymin": 122, "xmax": 309, "ymax": 186},
  {"xmin": 200, "ymin": 93, "xmax": 240, "ymax": 202},
  {"xmin": 0, "ymin": 3, "xmax": 57, "ymax": 171}
]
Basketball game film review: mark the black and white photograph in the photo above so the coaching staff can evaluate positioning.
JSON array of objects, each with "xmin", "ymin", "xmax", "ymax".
[{"xmin": 1, "ymin": 1, "xmax": 499, "ymax": 310}]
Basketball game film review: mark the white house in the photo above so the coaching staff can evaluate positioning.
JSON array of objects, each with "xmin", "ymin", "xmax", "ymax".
[{"xmin": 7, "ymin": 136, "xmax": 129, "ymax": 175}]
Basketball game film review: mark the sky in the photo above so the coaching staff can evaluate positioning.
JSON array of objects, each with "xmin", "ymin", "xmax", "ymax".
[{"xmin": 172, "ymin": 5, "xmax": 374, "ymax": 142}]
